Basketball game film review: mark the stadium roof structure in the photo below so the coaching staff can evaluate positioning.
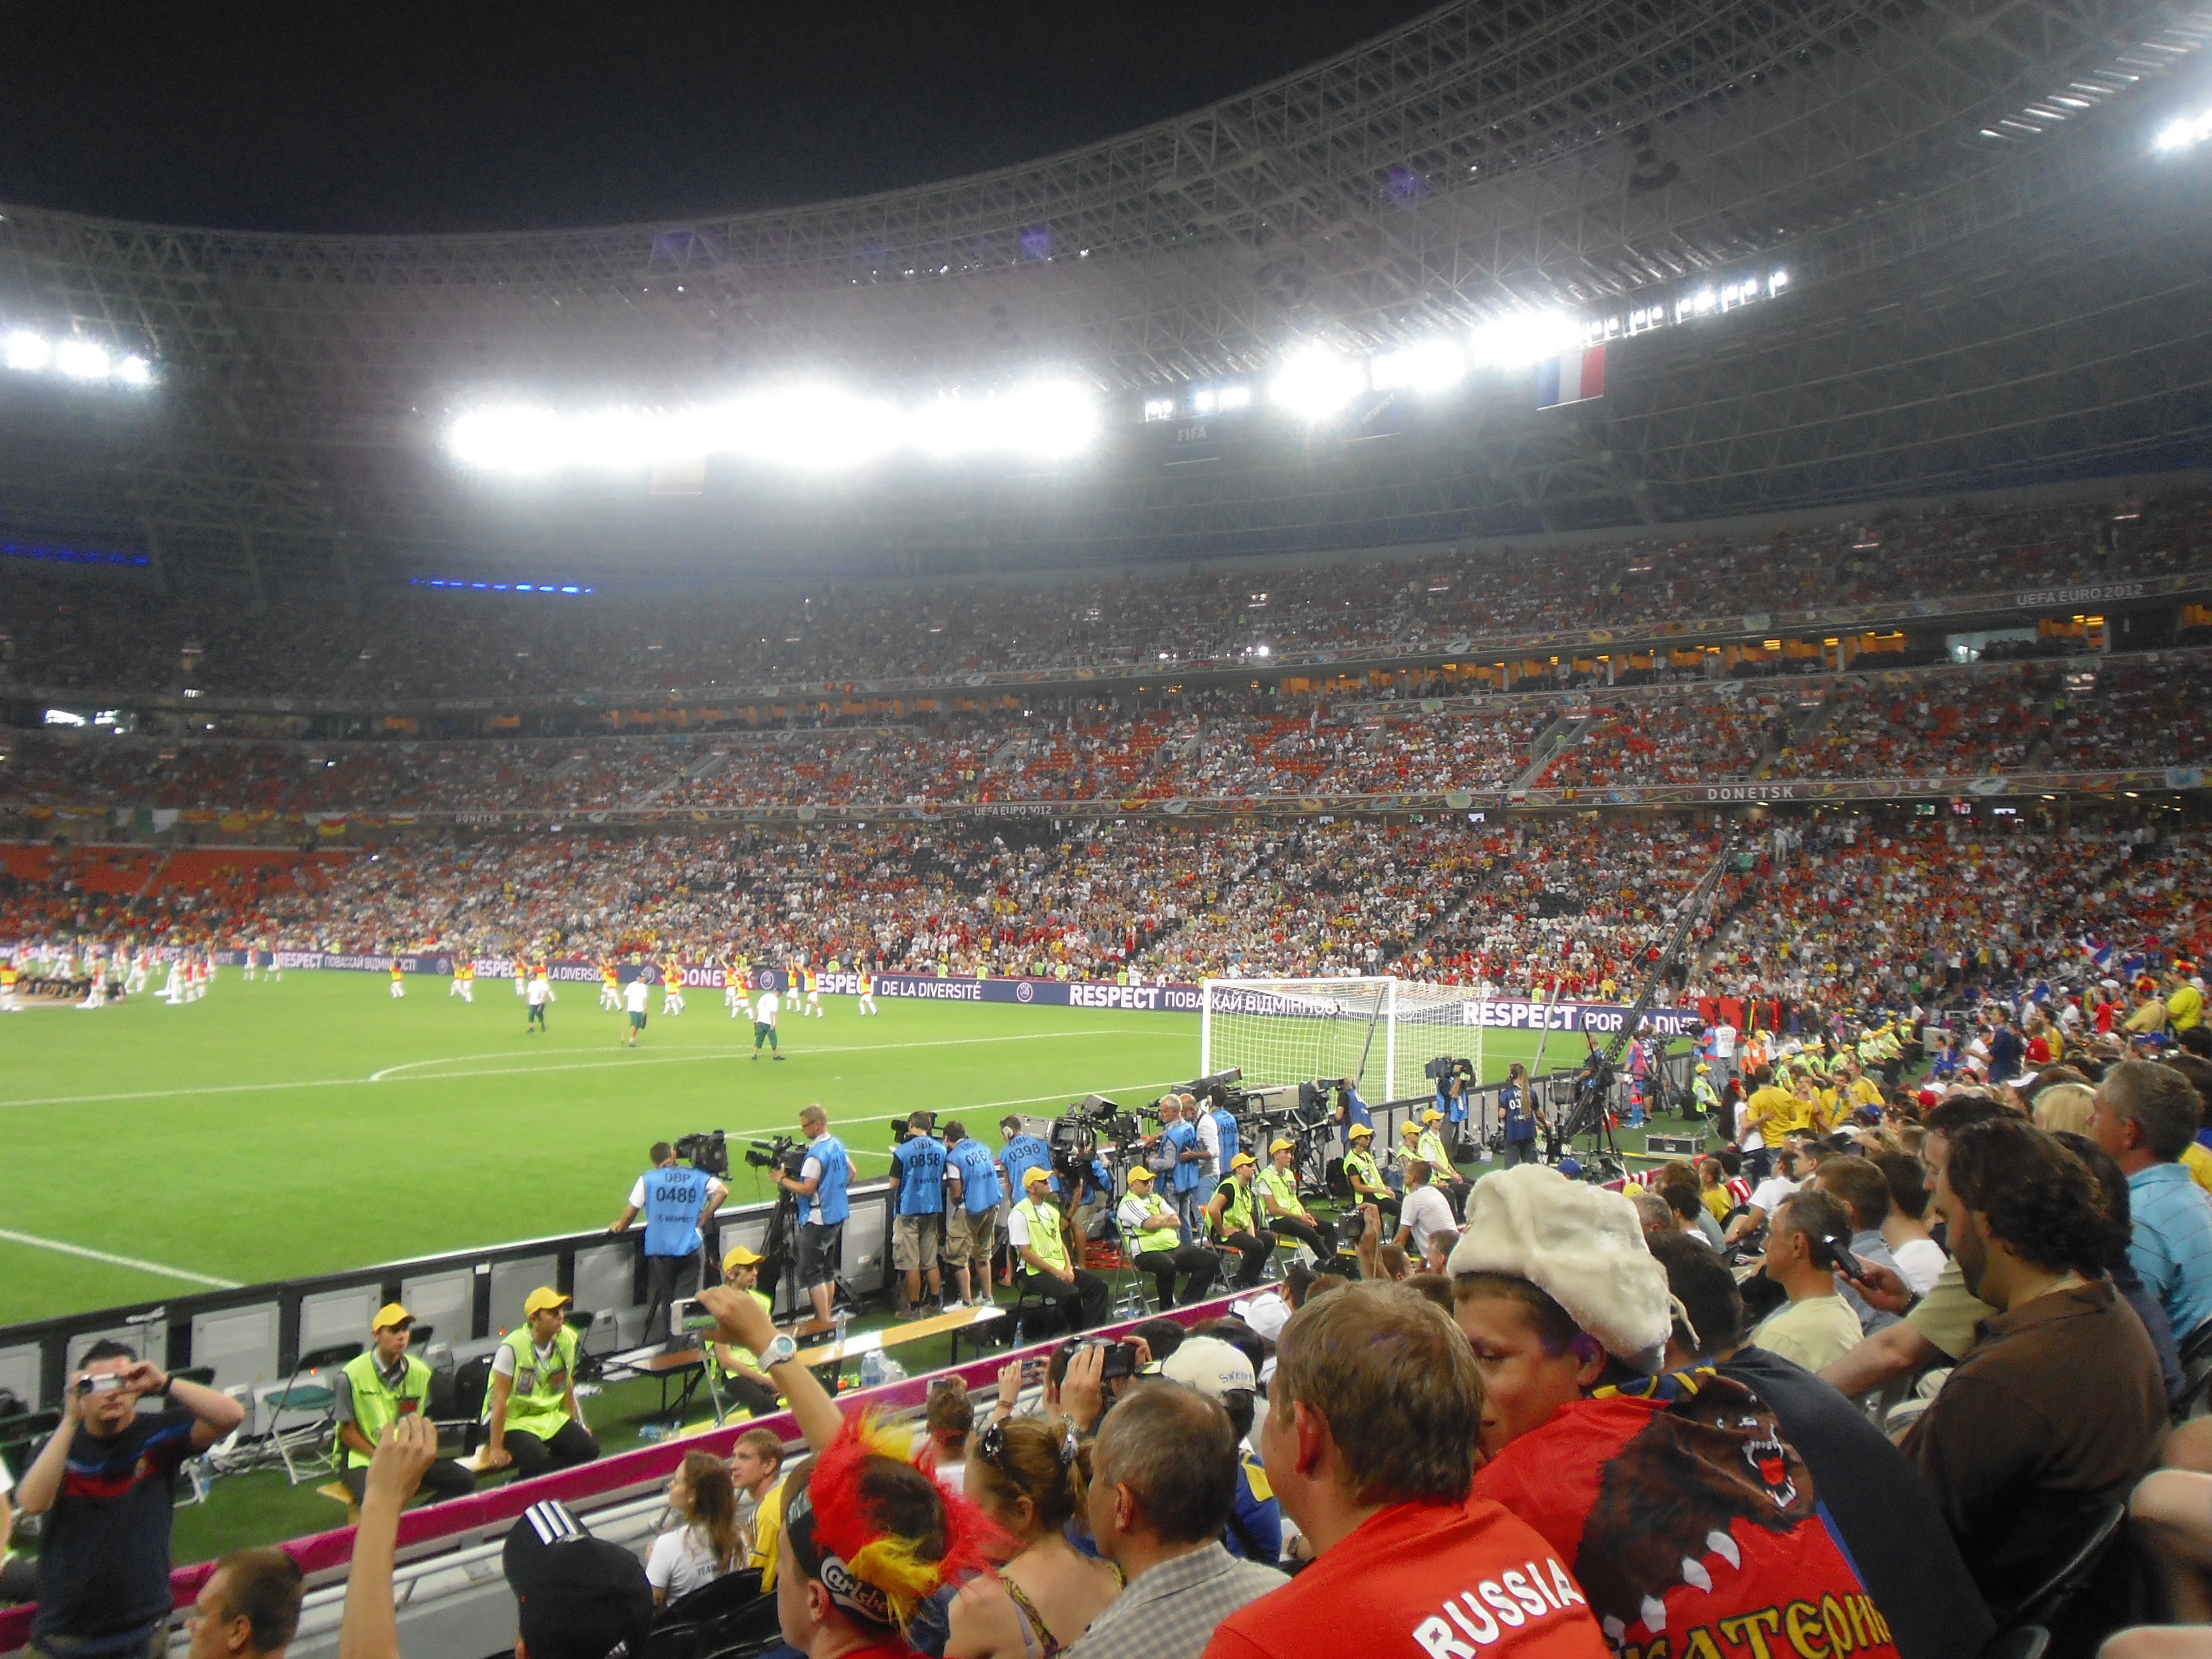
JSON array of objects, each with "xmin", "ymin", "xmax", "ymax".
[{"xmin": 3, "ymin": 0, "xmax": 2212, "ymax": 590}]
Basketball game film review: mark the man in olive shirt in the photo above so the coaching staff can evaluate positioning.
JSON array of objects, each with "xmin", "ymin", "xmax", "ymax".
[{"xmin": 1900, "ymin": 1118, "xmax": 2165, "ymax": 1611}]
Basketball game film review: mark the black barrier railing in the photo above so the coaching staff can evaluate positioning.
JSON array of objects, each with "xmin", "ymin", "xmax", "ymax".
[{"xmin": 0, "ymin": 1184, "xmax": 895, "ymax": 1414}]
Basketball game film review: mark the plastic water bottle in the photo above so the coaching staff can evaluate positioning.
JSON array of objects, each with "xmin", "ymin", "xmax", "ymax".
[{"xmin": 859, "ymin": 1350, "xmax": 884, "ymax": 1389}]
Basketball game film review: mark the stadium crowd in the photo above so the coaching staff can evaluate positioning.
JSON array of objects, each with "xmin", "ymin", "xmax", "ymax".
[
  {"xmin": 8, "ymin": 657, "xmax": 2212, "ymax": 823},
  {"xmin": 6, "ymin": 817, "xmax": 2207, "ymax": 1018},
  {"xmin": 20, "ymin": 1027, "xmax": 2212, "ymax": 1658},
  {"xmin": 3, "ymin": 492, "xmax": 2203, "ymax": 703}
]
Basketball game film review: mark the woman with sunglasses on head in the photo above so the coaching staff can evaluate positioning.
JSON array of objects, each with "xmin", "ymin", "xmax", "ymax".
[{"xmin": 946, "ymin": 1392, "xmax": 1120, "ymax": 1659}]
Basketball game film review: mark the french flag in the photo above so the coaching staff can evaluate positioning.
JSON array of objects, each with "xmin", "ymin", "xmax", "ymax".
[
  {"xmin": 1536, "ymin": 345, "xmax": 1606, "ymax": 409},
  {"xmin": 2079, "ymin": 934, "xmax": 2114, "ymax": 969}
]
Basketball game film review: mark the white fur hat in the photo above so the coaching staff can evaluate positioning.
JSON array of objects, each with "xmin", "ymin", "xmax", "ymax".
[{"xmin": 1445, "ymin": 1165, "xmax": 1673, "ymax": 1372}]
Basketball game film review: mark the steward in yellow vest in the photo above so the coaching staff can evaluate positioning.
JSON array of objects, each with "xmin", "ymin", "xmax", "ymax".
[
  {"xmin": 482, "ymin": 1288, "xmax": 601, "ymax": 1478},
  {"xmin": 336, "ymin": 1303, "xmax": 475, "ymax": 1504}
]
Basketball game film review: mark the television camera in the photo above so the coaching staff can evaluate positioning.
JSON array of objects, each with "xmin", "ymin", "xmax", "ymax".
[
  {"xmin": 1050, "ymin": 1093, "xmax": 1144, "ymax": 1189},
  {"xmin": 743, "ymin": 1134, "xmax": 806, "ymax": 1180},
  {"xmin": 1424, "ymin": 1055, "xmax": 1476, "ymax": 1087},
  {"xmin": 673, "ymin": 1130, "xmax": 730, "ymax": 1179},
  {"xmin": 892, "ymin": 1110, "xmax": 939, "ymax": 1149}
]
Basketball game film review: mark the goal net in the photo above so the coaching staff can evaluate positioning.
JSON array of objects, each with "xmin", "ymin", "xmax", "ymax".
[{"xmin": 1199, "ymin": 977, "xmax": 1486, "ymax": 1102}]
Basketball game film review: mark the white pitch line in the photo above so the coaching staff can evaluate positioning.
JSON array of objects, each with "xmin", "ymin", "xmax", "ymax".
[
  {"xmin": 0, "ymin": 1030, "xmax": 1171, "ymax": 1109},
  {"xmin": 0, "ymin": 1227, "xmax": 242, "ymax": 1289}
]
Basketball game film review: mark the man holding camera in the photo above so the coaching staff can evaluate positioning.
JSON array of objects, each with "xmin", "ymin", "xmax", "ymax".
[
  {"xmin": 774, "ymin": 1104, "xmax": 851, "ymax": 1337},
  {"xmin": 609, "ymin": 1142, "xmax": 729, "ymax": 1347},
  {"xmin": 1012, "ymin": 1166, "xmax": 1111, "ymax": 1333},
  {"xmin": 16, "ymin": 1340, "xmax": 247, "ymax": 1659},
  {"xmin": 887, "ymin": 1111, "xmax": 948, "ymax": 1317}
]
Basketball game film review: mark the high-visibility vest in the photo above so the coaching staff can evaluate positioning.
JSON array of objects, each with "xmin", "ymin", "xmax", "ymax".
[
  {"xmin": 1015, "ymin": 1197, "xmax": 1069, "ymax": 1275},
  {"xmin": 1212, "ymin": 1177, "xmax": 1256, "ymax": 1239},
  {"xmin": 1416, "ymin": 1130, "xmax": 1451, "ymax": 1171},
  {"xmin": 707, "ymin": 1288, "xmax": 776, "ymax": 1387},
  {"xmin": 1256, "ymin": 1164, "xmax": 1305, "ymax": 1220},
  {"xmin": 1344, "ymin": 1148, "xmax": 1385, "ymax": 1193},
  {"xmin": 341, "ymin": 1351, "xmax": 432, "ymax": 1469},
  {"xmin": 485, "ymin": 1325, "xmax": 579, "ymax": 1441}
]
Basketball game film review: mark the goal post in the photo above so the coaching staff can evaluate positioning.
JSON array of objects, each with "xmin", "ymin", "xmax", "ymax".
[{"xmin": 1199, "ymin": 977, "xmax": 1485, "ymax": 1101}]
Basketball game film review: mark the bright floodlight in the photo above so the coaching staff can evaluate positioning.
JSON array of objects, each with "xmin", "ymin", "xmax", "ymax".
[
  {"xmin": 117, "ymin": 354, "xmax": 153, "ymax": 386},
  {"xmin": 2156, "ymin": 108, "xmax": 2212, "ymax": 150},
  {"xmin": 1371, "ymin": 339, "xmax": 1468, "ymax": 393},
  {"xmin": 3, "ymin": 331, "xmax": 51, "ymax": 373},
  {"xmin": 447, "ymin": 377, "xmax": 1099, "ymax": 477},
  {"xmin": 1269, "ymin": 344, "xmax": 1368, "ymax": 419},
  {"xmin": 54, "ymin": 340, "xmax": 110, "ymax": 381},
  {"xmin": 1466, "ymin": 310, "xmax": 1584, "ymax": 369}
]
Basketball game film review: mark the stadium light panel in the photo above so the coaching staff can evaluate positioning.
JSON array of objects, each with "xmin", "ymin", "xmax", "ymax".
[
  {"xmin": 1371, "ymin": 340, "xmax": 1468, "ymax": 393},
  {"xmin": 1269, "ymin": 344, "xmax": 1368, "ymax": 419},
  {"xmin": 5, "ymin": 331, "xmax": 51, "ymax": 372},
  {"xmin": 449, "ymin": 377, "xmax": 1097, "ymax": 476},
  {"xmin": 1465, "ymin": 310, "xmax": 1583, "ymax": 369},
  {"xmin": 2156, "ymin": 107, "xmax": 2212, "ymax": 150},
  {"xmin": 54, "ymin": 340, "xmax": 110, "ymax": 381}
]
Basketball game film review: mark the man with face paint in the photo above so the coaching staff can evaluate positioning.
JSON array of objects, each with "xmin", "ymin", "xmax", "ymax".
[{"xmin": 1451, "ymin": 1166, "xmax": 1904, "ymax": 1659}]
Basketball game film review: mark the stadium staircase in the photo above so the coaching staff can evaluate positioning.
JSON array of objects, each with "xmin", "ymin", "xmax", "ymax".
[{"xmin": 1515, "ymin": 714, "xmax": 1591, "ymax": 790}]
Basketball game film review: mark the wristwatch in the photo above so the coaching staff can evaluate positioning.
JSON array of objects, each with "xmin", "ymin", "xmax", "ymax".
[{"xmin": 760, "ymin": 1333, "xmax": 800, "ymax": 1368}]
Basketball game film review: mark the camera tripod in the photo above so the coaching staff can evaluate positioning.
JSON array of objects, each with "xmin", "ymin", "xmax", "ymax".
[{"xmin": 748, "ymin": 1175, "xmax": 861, "ymax": 1328}]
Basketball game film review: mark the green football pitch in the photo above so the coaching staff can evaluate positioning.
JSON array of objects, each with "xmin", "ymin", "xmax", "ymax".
[{"xmin": 0, "ymin": 972, "xmax": 1657, "ymax": 1327}]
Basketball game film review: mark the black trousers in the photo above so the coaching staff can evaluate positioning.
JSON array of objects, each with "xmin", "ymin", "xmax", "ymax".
[
  {"xmin": 720, "ymin": 1372, "xmax": 781, "ymax": 1418},
  {"xmin": 504, "ymin": 1418, "xmax": 600, "ymax": 1479},
  {"xmin": 642, "ymin": 1248, "xmax": 703, "ymax": 1345},
  {"xmin": 1267, "ymin": 1214, "xmax": 1332, "ymax": 1261},
  {"xmin": 342, "ymin": 1456, "xmax": 477, "ymax": 1506},
  {"xmin": 1023, "ymin": 1269, "xmax": 1111, "ymax": 1334},
  {"xmin": 1134, "ymin": 1245, "xmax": 1221, "ymax": 1306},
  {"xmin": 1216, "ymin": 1230, "xmax": 1271, "ymax": 1288}
]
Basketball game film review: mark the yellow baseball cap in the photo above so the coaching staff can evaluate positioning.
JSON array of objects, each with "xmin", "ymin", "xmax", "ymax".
[
  {"xmin": 1399, "ymin": 1120, "xmax": 1422, "ymax": 1135},
  {"xmin": 1268, "ymin": 1137, "xmax": 1295, "ymax": 1154},
  {"xmin": 1347, "ymin": 1124, "xmax": 1374, "ymax": 1140},
  {"xmin": 523, "ymin": 1287, "xmax": 573, "ymax": 1318},
  {"xmin": 1229, "ymin": 1152, "xmax": 1257, "ymax": 1170},
  {"xmin": 1023, "ymin": 1167, "xmax": 1054, "ymax": 1187},
  {"xmin": 721, "ymin": 1245, "xmax": 764, "ymax": 1272},
  {"xmin": 371, "ymin": 1303, "xmax": 414, "ymax": 1331},
  {"xmin": 1126, "ymin": 1166, "xmax": 1155, "ymax": 1185},
  {"xmin": 1421, "ymin": 1108, "xmax": 1444, "ymax": 1124}
]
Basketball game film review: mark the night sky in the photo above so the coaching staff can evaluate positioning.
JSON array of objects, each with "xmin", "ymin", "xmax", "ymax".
[{"xmin": 0, "ymin": 3, "xmax": 1437, "ymax": 234}]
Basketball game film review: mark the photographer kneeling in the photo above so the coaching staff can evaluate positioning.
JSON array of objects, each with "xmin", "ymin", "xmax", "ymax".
[{"xmin": 1118, "ymin": 1166, "xmax": 1221, "ymax": 1307}]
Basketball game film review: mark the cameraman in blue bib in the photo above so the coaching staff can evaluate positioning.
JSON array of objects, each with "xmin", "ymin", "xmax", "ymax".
[
  {"xmin": 888, "ymin": 1111, "xmax": 948, "ymax": 1317},
  {"xmin": 609, "ymin": 1141, "xmax": 729, "ymax": 1345},
  {"xmin": 774, "ymin": 1104, "xmax": 850, "ymax": 1336}
]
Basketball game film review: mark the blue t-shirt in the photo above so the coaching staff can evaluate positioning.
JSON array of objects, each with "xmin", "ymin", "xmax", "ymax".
[
  {"xmin": 1165, "ymin": 1120, "xmax": 1203, "ymax": 1193},
  {"xmin": 2129, "ymin": 1162, "xmax": 2212, "ymax": 1341},
  {"xmin": 1221, "ymin": 1453, "xmax": 1284, "ymax": 1563},
  {"xmin": 34, "ymin": 1408, "xmax": 199, "ymax": 1643},
  {"xmin": 946, "ymin": 1139, "xmax": 1002, "ymax": 1214},
  {"xmin": 800, "ymin": 1133, "xmax": 851, "ymax": 1227},
  {"xmin": 1339, "ymin": 1088, "xmax": 1373, "ymax": 1132},
  {"xmin": 1501, "ymin": 1083, "xmax": 1536, "ymax": 1143},
  {"xmin": 1002, "ymin": 1133, "xmax": 1057, "ymax": 1195},
  {"xmin": 1437, "ymin": 1086, "xmax": 1467, "ymax": 1126},
  {"xmin": 891, "ymin": 1135, "xmax": 947, "ymax": 1217},
  {"xmin": 1209, "ymin": 1107, "xmax": 1242, "ymax": 1170},
  {"xmin": 640, "ymin": 1164, "xmax": 714, "ymax": 1256}
]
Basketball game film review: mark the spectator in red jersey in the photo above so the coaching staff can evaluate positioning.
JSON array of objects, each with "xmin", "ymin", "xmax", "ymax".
[
  {"xmin": 1201, "ymin": 1282, "xmax": 1610, "ymax": 1659},
  {"xmin": 1448, "ymin": 1168, "xmax": 1905, "ymax": 1659}
]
